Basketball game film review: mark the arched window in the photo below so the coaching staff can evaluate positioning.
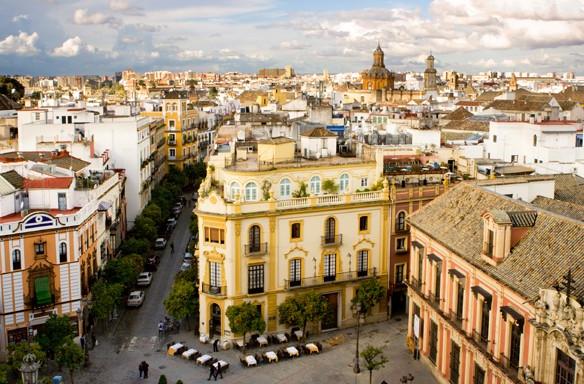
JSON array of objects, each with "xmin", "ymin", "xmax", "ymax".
[
  {"xmin": 279, "ymin": 178, "xmax": 291, "ymax": 198},
  {"xmin": 249, "ymin": 225, "xmax": 261, "ymax": 253},
  {"xmin": 324, "ymin": 217, "xmax": 336, "ymax": 243},
  {"xmin": 245, "ymin": 182, "xmax": 258, "ymax": 201},
  {"xmin": 310, "ymin": 176, "xmax": 321, "ymax": 195},
  {"xmin": 59, "ymin": 242, "xmax": 68, "ymax": 263},
  {"xmin": 12, "ymin": 249, "xmax": 21, "ymax": 270},
  {"xmin": 533, "ymin": 134, "xmax": 537, "ymax": 147},
  {"xmin": 230, "ymin": 182, "xmax": 240, "ymax": 200},
  {"xmin": 339, "ymin": 174, "xmax": 349, "ymax": 193},
  {"xmin": 396, "ymin": 211, "xmax": 406, "ymax": 231}
]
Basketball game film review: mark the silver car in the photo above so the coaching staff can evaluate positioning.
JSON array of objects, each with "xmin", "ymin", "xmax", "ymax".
[{"xmin": 126, "ymin": 291, "xmax": 145, "ymax": 307}]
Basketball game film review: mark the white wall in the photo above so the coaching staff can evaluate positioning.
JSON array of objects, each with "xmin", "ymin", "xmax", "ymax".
[{"xmin": 482, "ymin": 180, "xmax": 555, "ymax": 202}]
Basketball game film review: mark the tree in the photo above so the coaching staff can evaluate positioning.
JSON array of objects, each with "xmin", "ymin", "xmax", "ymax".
[
  {"xmin": 0, "ymin": 77, "xmax": 24, "ymax": 101},
  {"xmin": 120, "ymin": 237, "xmax": 150, "ymax": 256},
  {"xmin": 133, "ymin": 216, "xmax": 157, "ymax": 241},
  {"xmin": 90, "ymin": 280, "xmax": 123, "ymax": 322},
  {"xmin": 55, "ymin": 340, "xmax": 84, "ymax": 384},
  {"xmin": 164, "ymin": 279, "xmax": 197, "ymax": 329},
  {"xmin": 226, "ymin": 302, "xmax": 265, "ymax": 353},
  {"xmin": 142, "ymin": 203, "xmax": 162, "ymax": 223},
  {"xmin": 102, "ymin": 256, "xmax": 142, "ymax": 291},
  {"xmin": 351, "ymin": 278, "xmax": 385, "ymax": 321},
  {"xmin": 37, "ymin": 314, "xmax": 73, "ymax": 358},
  {"xmin": 278, "ymin": 292, "xmax": 329, "ymax": 339},
  {"xmin": 208, "ymin": 86, "xmax": 218, "ymax": 99},
  {"xmin": 0, "ymin": 363, "xmax": 9, "ymax": 384},
  {"xmin": 361, "ymin": 345, "xmax": 388, "ymax": 384},
  {"xmin": 158, "ymin": 375, "xmax": 167, "ymax": 384},
  {"xmin": 7, "ymin": 342, "xmax": 45, "ymax": 374}
]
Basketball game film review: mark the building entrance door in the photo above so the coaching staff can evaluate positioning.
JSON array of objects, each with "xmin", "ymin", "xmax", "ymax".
[
  {"xmin": 210, "ymin": 304, "xmax": 221, "ymax": 338},
  {"xmin": 391, "ymin": 290, "xmax": 407, "ymax": 316},
  {"xmin": 321, "ymin": 293, "xmax": 338, "ymax": 331}
]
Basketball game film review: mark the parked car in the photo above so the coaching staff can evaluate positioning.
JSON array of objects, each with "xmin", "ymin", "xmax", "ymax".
[
  {"xmin": 183, "ymin": 252, "xmax": 193, "ymax": 263},
  {"xmin": 126, "ymin": 291, "xmax": 145, "ymax": 307},
  {"xmin": 137, "ymin": 272, "xmax": 153, "ymax": 286},
  {"xmin": 166, "ymin": 218, "xmax": 177, "ymax": 230},
  {"xmin": 154, "ymin": 238, "xmax": 167, "ymax": 249},
  {"xmin": 172, "ymin": 205, "xmax": 182, "ymax": 217},
  {"xmin": 180, "ymin": 262, "xmax": 191, "ymax": 272},
  {"xmin": 145, "ymin": 255, "xmax": 160, "ymax": 272}
]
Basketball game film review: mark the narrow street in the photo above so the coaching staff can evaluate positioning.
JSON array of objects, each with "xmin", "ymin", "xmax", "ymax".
[{"xmin": 76, "ymin": 196, "xmax": 195, "ymax": 384}]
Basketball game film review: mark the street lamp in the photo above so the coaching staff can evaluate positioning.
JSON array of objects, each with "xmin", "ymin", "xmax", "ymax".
[
  {"xmin": 353, "ymin": 302, "xmax": 362, "ymax": 374},
  {"xmin": 19, "ymin": 353, "xmax": 41, "ymax": 384}
]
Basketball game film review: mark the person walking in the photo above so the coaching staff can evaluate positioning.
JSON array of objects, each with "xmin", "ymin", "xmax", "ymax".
[
  {"xmin": 158, "ymin": 321, "xmax": 165, "ymax": 338},
  {"xmin": 142, "ymin": 361, "xmax": 149, "ymax": 379},
  {"xmin": 170, "ymin": 242, "xmax": 175, "ymax": 254},
  {"xmin": 214, "ymin": 363, "xmax": 223, "ymax": 380},
  {"xmin": 212, "ymin": 338, "xmax": 219, "ymax": 352},
  {"xmin": 207, "ymin": 364, "xmax": 216, "ymax": 381},
  {"xmin": 138, "ymin": 362, "xmax": 144, "ymax": 378}
]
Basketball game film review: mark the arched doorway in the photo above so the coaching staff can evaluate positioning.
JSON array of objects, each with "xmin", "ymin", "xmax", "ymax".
[{"xmin": 210, "ymin": 304, "xmax": 221, "ymax": 338}]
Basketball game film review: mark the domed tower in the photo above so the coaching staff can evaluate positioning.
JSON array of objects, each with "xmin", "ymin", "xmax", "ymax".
[
  {"xmin": 423, "ymin": 53, "xmax": 437, "ymax": 91},
  {"xmin": 361, "ymin": 43, "xmax": 394, "ymax": 91},
  {"xmin": 373, "ymin": 42, "xmax": 384, "ymax": 67}
]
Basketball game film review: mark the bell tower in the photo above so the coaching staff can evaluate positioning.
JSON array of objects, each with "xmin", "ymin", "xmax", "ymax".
[
  {"xmin": 373, "ymin": 42, "xmax": 385, "ymax": 67},
  {"xmin": 423, "ymin": 53, "xmax": 437, "ymax": 91}
]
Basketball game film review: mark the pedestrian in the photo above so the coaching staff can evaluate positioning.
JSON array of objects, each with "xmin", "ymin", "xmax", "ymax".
[
  {"xmin": 91, "ymin": 333, "xmax": 97, "ymax": 348},
  {"xmin": 138, "ymin": 362, "xmax": 144, "ymax": 378},
  {"xmin": 212, "ymin": 338, "xmax": 219, "ymax": 352},
  {"xmin": 80, "ymin": 335, "xmax": 85, "ymax": 350},
  {"xmin": 207, "ymin": 364, "xmax": 216, "ymax": 381},
  {"xmin": 170, "ymin": 242, "xmax": 174, "ymax": 254},
  {"xmin": 214, "ymin": 363, "xmax": 223, "ymax": 380},
  {"xmin": 158, "ymin": 321, "xmax": 165, "ymax": 337},
  {"xmin": 143, "ymin": 361, "xmax": 149, "ymax": 379}
]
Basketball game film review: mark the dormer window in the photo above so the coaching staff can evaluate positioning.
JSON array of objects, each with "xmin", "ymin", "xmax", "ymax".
[{"xmin": 482, "ymin": 209, "xmax": 537, "ymax": 265}]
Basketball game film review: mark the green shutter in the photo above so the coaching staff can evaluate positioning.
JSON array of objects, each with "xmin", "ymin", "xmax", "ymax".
[{"xmin": 35, "ymin": 277, "xmax": 52, "ymax": 306}]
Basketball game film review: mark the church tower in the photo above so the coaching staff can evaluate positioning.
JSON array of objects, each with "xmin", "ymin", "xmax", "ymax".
[
  {"xmin": 360, "ymin": 43, "xmax": 394, "ymax": 91},
  {"xmin": 423, "ymin": 54, "xmax": 437, "ymax": 91}
]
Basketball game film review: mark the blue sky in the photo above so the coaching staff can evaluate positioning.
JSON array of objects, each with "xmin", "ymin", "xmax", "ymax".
[{"xmin": 0, "ymin": 0, "xmax": 582, "ymax": 76}]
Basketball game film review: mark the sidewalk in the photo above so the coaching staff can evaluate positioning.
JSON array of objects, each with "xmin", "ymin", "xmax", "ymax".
[{"xmin": 77, "ymin": 318, "xmax": 436, "ymax": 384}]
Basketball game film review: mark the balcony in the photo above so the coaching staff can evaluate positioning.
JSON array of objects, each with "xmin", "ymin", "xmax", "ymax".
[
  {"xmin": 201, "ymin": 283, "xmax": 226, "ymax": 296},
  {"xmin": 168, "ymin": 140, "xmax": 177, "ymax": 146},
  {"xmin": 321, "ymin": 234, "xmax": 343, "ymax": 247},
  {"xmin": 498, "ymin": 353, "xmax": 520, "ymax": 380},
  {"xmin": 245, "ymin": 242, "xmax": 268, "ymax": 256},
  {"xmin": 472, "ymin": 330, "xmax": 489, "ymax": 351},
  {"xmin": 284, "ymin": 267, "xmax": 377, "ymax": 289},
  {"xmin": 449, "ymin": 309, "xmax": 464, "ymax": 328},
  {"xmin": 408, "ymin": 277, "xmax": 424, "ymax": 293}
]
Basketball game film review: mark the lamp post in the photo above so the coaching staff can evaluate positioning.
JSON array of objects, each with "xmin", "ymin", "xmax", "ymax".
[
  {"xmin": 353, "ymin": 302, "xmax": 362, "ymax": 374},
  {"xmin": 19, "ymin": 353, "xmax": 41, "ymax": 384}
]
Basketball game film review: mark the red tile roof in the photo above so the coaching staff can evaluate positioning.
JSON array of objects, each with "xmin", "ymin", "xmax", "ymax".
[{"xmin": 23, "ymin": 177, "xmax": 73, "ymax": 189}]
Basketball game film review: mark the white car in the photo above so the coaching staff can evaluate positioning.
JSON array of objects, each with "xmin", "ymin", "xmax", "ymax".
[
  {"xmin": 183, "ymin": 252, "xmax": 193, "ymax": 263},
  {"xmin": 136, "ymin": 272, "xmax": 153, "ymax": 286},
  {"xmin": 180, "ymin": 262, "xmax": 191, "ymax": 272},
  {"xmin": 126, "ymin": 291, "xmax": 145, "ymax": 307},
  {"xmin": 155, "ymin": 238, "xmax": 167, "ymax": 249}
]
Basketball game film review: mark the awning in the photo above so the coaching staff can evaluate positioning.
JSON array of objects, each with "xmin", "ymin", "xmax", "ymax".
[
  {"xmin": 448, "ymin": 269, "xmax": 465, "ymax": 279},
  {"xmin": 427, "ymin": 253, "xmax": 442, "ymax": 263},
  {"xmin": 471, "ymin": 286, "xmax": 492, "ymax": 304},
  {"xmin": 500, "ymin": 306, "xmax": 525, "ymax": 328},
  {"xmin": 412, "ymin": 241, "xmax": 425, "ymax": 249},
  {"xmin": 98, "ymin": 201, "xmax": 112, "ymax": 212},
  {"xmin": 35, "ymin": 276, "xmax": 52, "ymax": 306}
]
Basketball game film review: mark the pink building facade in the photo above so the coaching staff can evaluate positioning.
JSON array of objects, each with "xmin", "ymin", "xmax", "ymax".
[{"xmin": 406, "ymin": 183, "xmax": 584, "ymax": 384}]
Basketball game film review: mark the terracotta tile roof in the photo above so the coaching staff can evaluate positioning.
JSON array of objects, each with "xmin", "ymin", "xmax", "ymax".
[
  {"xmin": 443, "ymin": 119, "xmax": 489, "ymax": 132},
  {"xmin": 0, "ymin": 94, "xmax": 21, "ymax": 110},
  {"xmin": 0, "ymin": 170, "xmax": 24, "ymax": 189},
  {"xmin": 532, "ymin": 196, "xmax": 584, "ymax": 222},
  {"xmin": 409, "ymin": 182, "xmax": 584, "ymax": 299},
  {"xmin": 258, "ymin": 136, "xmax": 295, "ymax": 144},
  {"xmin": 300, "ymin": 127, "xmax": 336, "ymax": 137},
  {"xmin": 485, "ymin": 99, "xmax": 550, "ymax": 112},
  {"xmin": 445, "ymin": 107, "xmax": 473, "ymax": 121},
  {"xmin": 553, "ymin": 174, "xmax": 584, "ymax": 206},
  {"xmin": 23, "ymin": 177, "xmax": 73, "ymax": 189},
  {"xmin": 0, "ymin": 151, "xmax": 90, "ymax": 172}
]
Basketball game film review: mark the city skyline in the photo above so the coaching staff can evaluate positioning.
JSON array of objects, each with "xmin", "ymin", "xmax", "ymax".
[{"xmin": 1, "ymin": 0, "xmax": 583, "ymax": 76}]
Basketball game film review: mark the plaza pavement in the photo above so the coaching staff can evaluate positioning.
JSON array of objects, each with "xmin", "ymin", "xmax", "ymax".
[{"xmin": 77, "ymin": 318, "xmax": 437, "ymax": 384}]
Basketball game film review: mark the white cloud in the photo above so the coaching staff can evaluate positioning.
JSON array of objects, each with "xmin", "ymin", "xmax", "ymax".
[
  {"xmin": 279, "ymin": 40, "xmax": 310, "ymax": 50},
  {"xmin": 73, "ymin": 9, "xmax": 120, "ymax": 27},
  {"xmin": 469, "ymin": 58, "xmax": 497, "ymax": 68},
  {"xmin": 51, "ymin": 36, "xmax": 96, "ymax": 57},
  {"xmin": 109, "ymin": 0, "xmax": 143, "ymax": 15},
  {"xmin": 177, "ymin": 49, "xmax": 204, "ymax": 60},
  {"xmin": 0, "ymin": 32, "xmax": 39, "ymax": 55},
  {"xmin": 150, "ymin": 51, "xmax": 160, "ymax": 58},
  {"xmin": 12, "ymin": 14, "xmax": 28, "ymax": 22}
]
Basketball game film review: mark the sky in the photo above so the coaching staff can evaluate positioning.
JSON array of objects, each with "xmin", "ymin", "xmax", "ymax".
[{"xmin": 0, "ymin": 0, "xmax": 583, "ymax": 76}]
